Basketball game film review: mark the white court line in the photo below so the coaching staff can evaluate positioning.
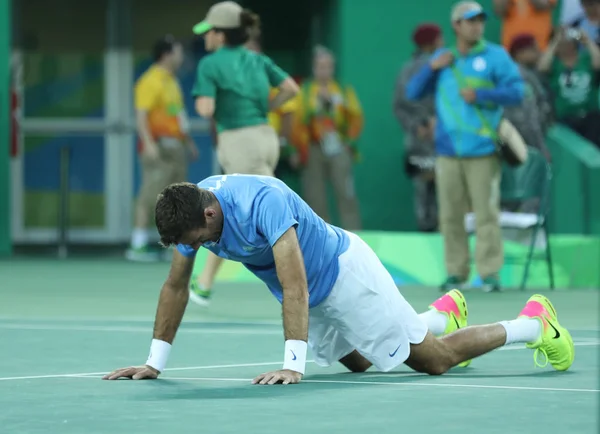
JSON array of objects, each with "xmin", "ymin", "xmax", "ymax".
[
  {"xmin": 0, "ymin": 317, "xmax": 597, "ymax": 332},
  {"xmin": 0, "ymin": 317, "xmax": 282, "ymax": 326},
  {"xmin": 0, "ymin": 324, "xmax": 280, "ymax": 335},
  {"xmin": 3, "ymin": 323, "xmax": 599, "ymax": 341},
  {"xmin": 67, "ymin": 375, "xmax": 600, "ymax": 393},
  {"xmin": 0, "ymin": 342, "xmax": 596, "ymax": 382},
  {"xmin": 500, "ymin": 341, "xmax": 599, "ymax": 350},
  {"xmin": 0, "ymin": 360, "xmax": 312, "ymax": 382}
]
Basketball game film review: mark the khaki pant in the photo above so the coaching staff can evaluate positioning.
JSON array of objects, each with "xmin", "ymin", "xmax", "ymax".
[
  {"xmin": 436, "ymin": 155, "xmax": 503, "ymax": 279},
  {"xmin": 138, "ymin": 138, "xmax": 187, "ymax": 211},
  {"xmin": 217, "ymin": 124, "xmax": 279, "ymax": 175},
  {"xmin": 302, "ymin": 144, "xmax": 361, "ymax": 230}
]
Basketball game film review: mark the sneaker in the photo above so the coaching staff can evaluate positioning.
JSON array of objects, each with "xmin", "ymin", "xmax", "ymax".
[
  {"xmin": 189, "ymin": 275, "xmax": 212, "ymax": 307},
  {"xmin": 518, "ymin": 294, "xmax": 575, "ymax": 371},
  {"xmin": 125, "ymin": 246, "xmax": 161, "ymax": 262},
  {"xmin": 440, "ymin": 276, "xmax": 467, "ymax": 291},
  {"xmin": 429, "ymin": 289, "xmax": 471, "ymax": 367},
  {"xmin": 481, "ymin": 275, "xmax": 501, "ymax": 292}
]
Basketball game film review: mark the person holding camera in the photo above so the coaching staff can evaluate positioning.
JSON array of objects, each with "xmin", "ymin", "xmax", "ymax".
[
  {"xmin": 569, "ymin": 0, "xmax": 600, "ymax": 46},
  {"xmin": 291, "ymin": 46, "xmax": 364, "ymax": 230},
  {"xmin": 538, "ymin": 27, "xmax": 600, "ymax": 146}
]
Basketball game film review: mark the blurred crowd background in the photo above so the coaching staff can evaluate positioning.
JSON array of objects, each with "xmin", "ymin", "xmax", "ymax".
[{"xmin": 1, "ymin": 0, "xmax": 599, "ymax": 289}]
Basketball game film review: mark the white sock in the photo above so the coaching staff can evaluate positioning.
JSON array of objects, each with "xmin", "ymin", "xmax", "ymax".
[
  {"xmin": 499, "ymin": 318, "xmax": 542, "ymax": 345},
  {"xmin": 131, "ymin": 228, "xmax": 149, "ymax": 249},
  {"xmin": 419, "ymin": 309, "xmax": 449, "ymax": 336}
]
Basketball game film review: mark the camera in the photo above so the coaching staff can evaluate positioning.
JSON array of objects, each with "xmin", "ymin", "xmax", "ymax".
[{"xmin": 566, "ymin": 28, "xmax": 582, "ymax": 41}]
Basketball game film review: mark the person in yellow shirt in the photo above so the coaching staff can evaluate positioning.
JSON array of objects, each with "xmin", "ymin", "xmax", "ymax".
[
  {"xmin": 291, "ymin": 45, "xmax": 364, "ymax": 230},
  {"xmin": 127, "ymin": 35, "xmax": 198, "ymax": 262}
]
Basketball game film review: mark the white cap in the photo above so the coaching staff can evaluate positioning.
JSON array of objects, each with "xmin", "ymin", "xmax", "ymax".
[{"xmin": 193, "ymin": 1, "xmax": 242, "ymax": 34}]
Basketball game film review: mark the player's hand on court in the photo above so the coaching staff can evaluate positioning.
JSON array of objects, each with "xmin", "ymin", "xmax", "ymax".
[
  {"xmin": 252, "ymin": 369, "xmax": 302, "ymax": 385},
  {"xmin": 102, "ymin": 365, "xmax": 160, "ymax": 381}
]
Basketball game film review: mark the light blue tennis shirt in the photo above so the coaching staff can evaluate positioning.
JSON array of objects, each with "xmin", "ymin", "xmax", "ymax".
[{"xmin": 176, "ymin": 174, "xmax": 350, "ymax": 307}]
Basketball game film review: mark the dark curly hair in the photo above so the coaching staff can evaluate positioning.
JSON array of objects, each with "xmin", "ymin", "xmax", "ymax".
[
  {"xmin": 152, "ymin": 34, "xmax": 180, "ymax": 62},
  {"xmin": 155, "ymin": 182, "xmax": 216, "ymax": 247},
  {"xmin": 216, "ymin": 8, "xmax": 261, "ymax": 47}
]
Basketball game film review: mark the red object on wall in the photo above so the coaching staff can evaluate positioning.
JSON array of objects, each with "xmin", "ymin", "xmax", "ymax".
[{"xmin": 10, "ymin": 89, "xmax": 18, "ymax": 157}]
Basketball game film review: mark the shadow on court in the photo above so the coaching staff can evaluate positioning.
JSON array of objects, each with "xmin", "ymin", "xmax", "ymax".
[
  {"xmin": 135, "ymin": 378, "xmax": 359, "ymax": 401},
  {"xmin": 129, "ymin": 367, "xmax": 583, "ymax": 402},
  {"xmin": 305, "ymin": 369, "xmax": 580, "ymax": 380}
]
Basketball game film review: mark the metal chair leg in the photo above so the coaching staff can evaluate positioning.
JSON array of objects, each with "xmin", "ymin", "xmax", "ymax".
[
  {"xmin": 544, "ymin": 224, "xmax": 555, "ymax": 289},
  {"xmin": 521, "ymin": 223, "xmax": 540, "ymax": 290}
]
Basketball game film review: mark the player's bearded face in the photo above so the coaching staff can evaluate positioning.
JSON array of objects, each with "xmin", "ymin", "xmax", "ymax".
[{"xmin": 182, "ymin": 210, "xmax": 224, "ymax": 249}]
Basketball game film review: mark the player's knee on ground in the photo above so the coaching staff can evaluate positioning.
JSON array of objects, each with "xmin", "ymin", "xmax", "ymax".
[
  {"xmin": 339, "ymin": 351, "xmax": 372, "ymax": 372},
  {"xmin": 405, "ymin": 333, "xmax": 457, "ymax": 376},
  {"xmin": 423, "ymin": 362, "xmax": 450, "ymax": 376}
]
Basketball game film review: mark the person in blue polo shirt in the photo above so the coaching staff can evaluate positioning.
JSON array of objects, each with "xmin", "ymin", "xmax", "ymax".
[
  {"xmin": 103, "ymin": 174, "xmax": 574, "ymax": 386},
  {"xmin": 406, "ymin": 1, "xmax": 525, "ymax": 292}
]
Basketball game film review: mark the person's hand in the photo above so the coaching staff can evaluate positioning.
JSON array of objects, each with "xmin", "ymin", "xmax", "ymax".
[
  {"xmin": 102, "ymin": 365, "xmax": 160, "ymax": 381},
  {"xmin": 430, "ymin": 51, "xmax": 454, "ymax": 70},
  {"xmin": 188, "ymin": 144, "xmax": 199, "ymax": 161},
  {"xmin": 252, "ymin": 369, "xmax": 302, "ymax": 385},
  {"xmin": 460, "ymin": 88, "xmax": 477, "ymax": 104},
  {"xmin": 428, "ymin": 117, "xmax": 437, "ymax": 131},
  {"xmin": 541, "ymin": 147, "xmax": 552, "ymax": 163},
  {"xmin": 143, "ymin": 143, "xmax": 160, "ymax": 161},
  {"xmin": 288, "ymin": 152, "xmax": 300, "ymax": 170},
  {"xmin": 416, "ymin": 124, "xmax": 430, "ymax": 140},
  {"xmin": 317, "ymin": 86, "xmax": 330, "ymax": 99},
  {"xmin": 420, "ymin": 169, "xmax": 435, "ymax": 182},
  {"xmin": 417, "ymin": 117, "xmax": 436, "ymax": 141},
  {"xmin": 553, "ymin": 27, "xmax": 566, "ymax": 43}
]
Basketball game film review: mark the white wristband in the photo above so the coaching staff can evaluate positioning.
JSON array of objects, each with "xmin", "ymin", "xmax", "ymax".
[
  {"xmin": 282, "ymin": 340, "xmax": 307, "ymax": 374},
  {"xmin": 146, "ymin": 339, "xmax": 171, "ymax": 373}
]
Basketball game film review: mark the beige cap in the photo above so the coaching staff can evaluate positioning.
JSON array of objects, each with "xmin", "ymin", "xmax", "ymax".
[
  {"xmin": 451, "ymin": 1, "xmax": 487, "ymax": 22},
  {"xmin": 193, "ymin": 1, "xmax": 242, "ymax": 34}
]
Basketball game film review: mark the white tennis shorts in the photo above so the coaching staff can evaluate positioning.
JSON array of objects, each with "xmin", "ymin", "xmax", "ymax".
[{"xmin": 308, "ymin": 231, "xmax": 428, "ymax": 372}]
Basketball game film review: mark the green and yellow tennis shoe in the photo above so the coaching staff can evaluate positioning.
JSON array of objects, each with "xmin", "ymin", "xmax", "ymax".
[
  {"xmin": 189, "ymin": 274, "xmax": 212, "ymax": 307},
  {"xmin": 518, "ymin": 294, "xmax": 575, "ymax": 371},
  {"xmin": 429, "ymin": 289, "xmax": 471, "ymax": 367}
]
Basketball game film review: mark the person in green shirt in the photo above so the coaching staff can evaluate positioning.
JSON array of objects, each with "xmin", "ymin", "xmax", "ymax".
[
  {"xmin": 538, "ymin": 27, "xmax": 600, "ymax": 146},
  {"xmin": 190, "ymin": 1, "xmax": 300, "ymax": 306}
]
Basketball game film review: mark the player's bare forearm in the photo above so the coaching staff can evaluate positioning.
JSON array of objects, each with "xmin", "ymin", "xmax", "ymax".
[
  {"xmin": 273, "ymin": 227, "xmax": 309, "ymax": 342},
  {"xmin": 152, "ymin": 250, "xmax": 195, "ymax": 344},
  {"xmin": 152, "ymin": 282, "xmax": 189, "ymax": 343},
  {"xmin": 282, "ymin": 284, "xmax": 309, "ymax": 341}
]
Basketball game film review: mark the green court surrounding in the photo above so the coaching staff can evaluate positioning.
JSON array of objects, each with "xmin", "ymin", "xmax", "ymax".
[{"xmin": 1, "ymin": 259, "xmax": 598, "ymax": 434}]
